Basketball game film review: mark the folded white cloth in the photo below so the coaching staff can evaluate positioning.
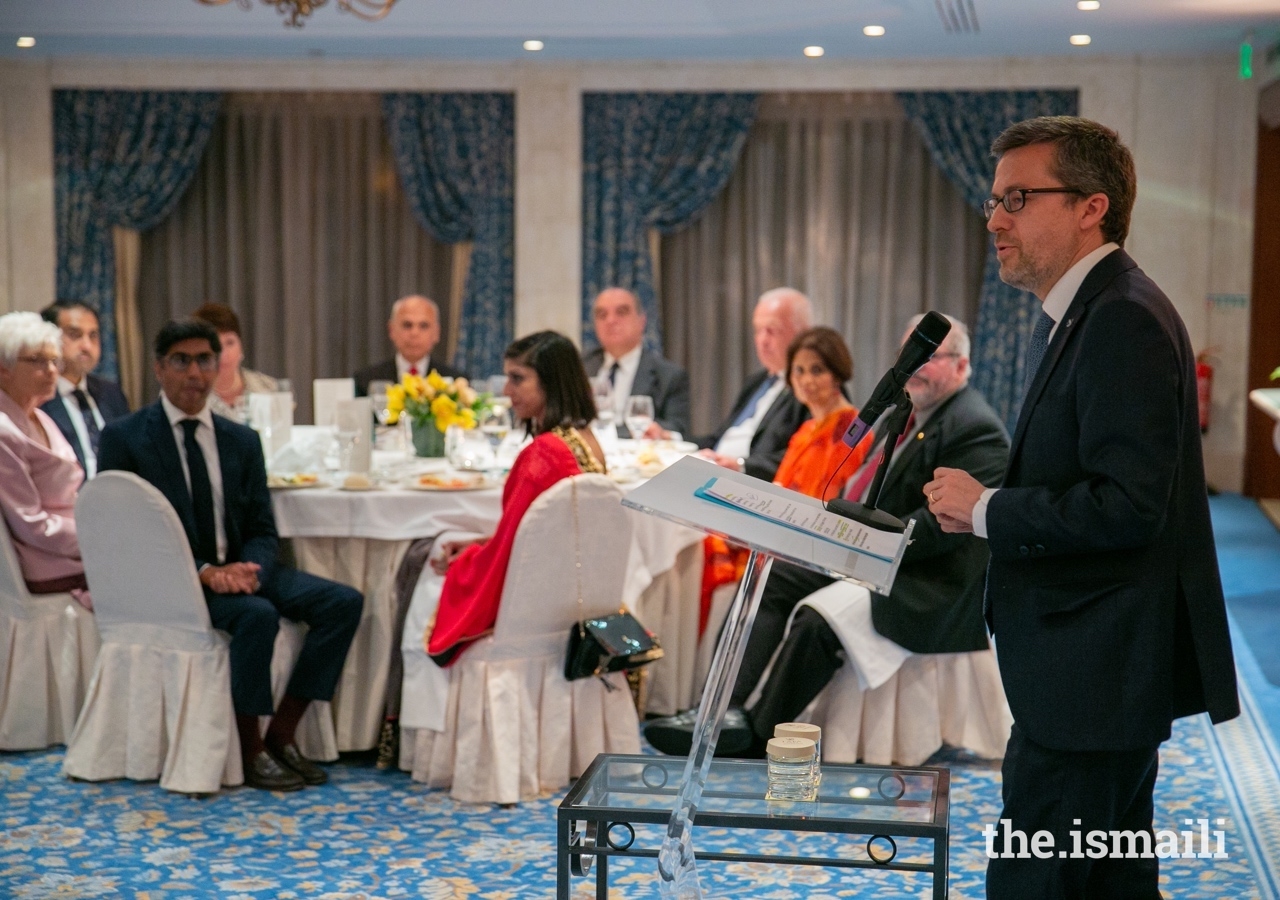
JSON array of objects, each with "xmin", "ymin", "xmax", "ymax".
[{"xmin": 796, "ymin": 579, "xmax": 912, "ymax": 691}]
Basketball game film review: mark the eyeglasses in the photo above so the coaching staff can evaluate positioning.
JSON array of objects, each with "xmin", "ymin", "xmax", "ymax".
[
  {"xmin": 17, "ymin": 355, "xmax": 65, "ymax": 373},
  {"xmin": 982, "ymin": 187, "xmax": 1083, "ymax": 220},
  {"xmin": 162, "ymin": 352, "xmax": 219, "ymax": 373}
]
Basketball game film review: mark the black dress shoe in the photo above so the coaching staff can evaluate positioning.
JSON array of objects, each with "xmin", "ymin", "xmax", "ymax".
[
  {"xmin": 268, "ymin": 742, "xmax": 328, "ymax": 785},
  {"xmin": 244, "ymin": 750, "xmax": 305, "ymax": 792},
  {"xmin": 644, "ymin": 707, "xmax": 753, "ymax": 756}
]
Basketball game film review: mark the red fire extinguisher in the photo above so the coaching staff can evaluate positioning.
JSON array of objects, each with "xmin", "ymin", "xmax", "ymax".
[{"xmin": 1196, "ymin": 350, "xmax": 1214, "ymax": 434}]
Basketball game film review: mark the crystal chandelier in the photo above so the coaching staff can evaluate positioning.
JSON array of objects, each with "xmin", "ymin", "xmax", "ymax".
[{"xmin": 197, "ymin": 0, "xmax": 397, "ymax": 28}]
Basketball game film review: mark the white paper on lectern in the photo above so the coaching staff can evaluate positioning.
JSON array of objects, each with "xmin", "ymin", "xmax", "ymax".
[{"xmin": 622, "ymin": 455, "xmax": 913, "ymax": 596}]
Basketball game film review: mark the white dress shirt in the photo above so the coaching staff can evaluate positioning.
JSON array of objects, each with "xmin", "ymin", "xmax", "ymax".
[
  {"xmin": 397, "ymin": 353, "xmax": 433, "ymax": 380},
  {"xmin": 161, "ymin": 393, "xmax": 227, "ymax": 565},
  {"xmin": 55, "ymin": 375, "xmax": 105, "ymax": 477},
  {"xmin": 601, "ymin": 344, "xmax": 643, "ymax": 424},
  {"xmin": 972, "ymin": 242, "xmax": 1119, "ymax": 537},
  {"xmin": 715, "ymin": 374, "xmax": 787, "ymax": 462}
]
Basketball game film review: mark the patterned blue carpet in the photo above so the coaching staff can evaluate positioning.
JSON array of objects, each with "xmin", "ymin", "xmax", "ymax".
[{"xmin": 2, "ymin": 494, "xmax": 1278, "ymax": 899}]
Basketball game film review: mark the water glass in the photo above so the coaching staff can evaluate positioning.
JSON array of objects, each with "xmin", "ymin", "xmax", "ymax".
[
  {"xmin": 625, "ymin": 394, "xmax": 655, "ymax": 439},
  {"xmin": 479, "ymin": 406, "xmax": 512, "ymax": 450},
  {"xmin": 592, "ymin": 375, "xmax": 616, "ymax": 431},
  {"xmin": 368, "ymin": 379, "xmax": 392, "ymax": 425}
]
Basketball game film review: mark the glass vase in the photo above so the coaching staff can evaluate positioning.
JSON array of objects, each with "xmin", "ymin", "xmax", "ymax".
[{"xmin": 411, "ymin": 420, "xmax": 447, "ymax": 458}]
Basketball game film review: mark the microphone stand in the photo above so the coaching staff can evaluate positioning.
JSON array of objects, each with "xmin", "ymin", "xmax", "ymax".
[{"xmin": 825, "ymin": 391, "xmax": 913, "ymax": 533}]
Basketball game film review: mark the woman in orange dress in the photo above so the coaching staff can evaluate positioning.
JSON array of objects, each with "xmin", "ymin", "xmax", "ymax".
[{"xmin": 702, "ymin": 327, "xmax": 871, "ymax": 627}]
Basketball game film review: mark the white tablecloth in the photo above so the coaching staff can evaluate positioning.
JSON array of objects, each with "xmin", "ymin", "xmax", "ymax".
[{"xmin": 272, "ymin": 479, "xmax": 702, "ymax": 749}]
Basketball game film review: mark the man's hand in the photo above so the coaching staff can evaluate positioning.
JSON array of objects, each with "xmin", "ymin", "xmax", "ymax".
[
  {"xmin": 199, "ymin": 561, "xmax": 262, "ymax": 594},
  {"xmin": 923, "ymin": 467, "xmax": 986, "ymax": 534},
  {"xmin": 696, "ymin": 449, "xmax": 743, "ymax": 472},
  {"xmin": 642, "ymin": 422, "xmax": 666, "ymax": 440}
]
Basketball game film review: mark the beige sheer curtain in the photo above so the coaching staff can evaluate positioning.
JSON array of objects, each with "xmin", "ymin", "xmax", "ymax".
[
  {"xmin": 660, "ymin": 92, "xmax": 988, "ymax": 435},
  {"xmin": 138, "ymin": 92, "xmax": 457, "ymax": 422}
]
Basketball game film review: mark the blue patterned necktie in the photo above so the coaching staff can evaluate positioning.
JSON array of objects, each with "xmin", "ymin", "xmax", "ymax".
[
  {"xmin": 71, "ymin": 388, "xmax": 101, "ymax": 457},
  {"xmin": 731, "ymin": 375, "xmax": 778, "ymax": 427},
  {"xmin": 1023, "ymin": 311, "xmax": 1055, "ymax": 391}
]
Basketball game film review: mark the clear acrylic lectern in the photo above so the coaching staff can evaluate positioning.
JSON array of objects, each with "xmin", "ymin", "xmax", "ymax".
[{"xmin": 621, "ymin": 455, "xmax": 915, "ymax": 899}]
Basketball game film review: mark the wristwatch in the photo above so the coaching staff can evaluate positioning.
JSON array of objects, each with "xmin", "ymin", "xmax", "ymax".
[{"xmin": 736, "ymin": 457, "xmax": 746, "ymax": 472}]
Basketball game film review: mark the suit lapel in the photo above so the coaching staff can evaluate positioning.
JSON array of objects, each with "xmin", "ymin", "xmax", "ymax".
[
  {"xmin": 1008, "ymin": 249, "xmax": 1137, "ymax": 461},
  {"xmin": 630, "ymin": 350, "xmax": 657, "ymax": 399},
  {"xmin": 881, "ymin": 389, "xmax": 963, "ymax": 496},
  {"xmin": 42, "ymin": 398, "xmax": 84, "ymax": 467},
  {"xmin": 145, "ymin": 403, "xmax": 198, "ymax": 539}
]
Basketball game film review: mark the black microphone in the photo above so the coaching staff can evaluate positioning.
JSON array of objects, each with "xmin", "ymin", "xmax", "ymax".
[{"xmin": 841, "ymin": 311, "xmax": 952, "ymax": 448}]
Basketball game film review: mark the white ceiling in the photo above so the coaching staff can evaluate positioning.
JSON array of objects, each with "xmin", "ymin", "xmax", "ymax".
[{"xmin": 2, "ymin": 0, "xmax": 1279, "ymax": 61}]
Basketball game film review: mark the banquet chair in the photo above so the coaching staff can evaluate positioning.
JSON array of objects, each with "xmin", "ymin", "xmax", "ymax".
[
  {"xmin": 402, "ymin": 474, "xmax": 642, "ymax": 803},
  {"xmin": 787, "ymin": 592, "xmax": 1012, "ymax": 766},
  {"xmin": 0, "ymin": 522, "xmax": 98, "ymax": 750},
  {"xmin": 64, "ymin": 472, "xmax": 336, "ymax": 794}
]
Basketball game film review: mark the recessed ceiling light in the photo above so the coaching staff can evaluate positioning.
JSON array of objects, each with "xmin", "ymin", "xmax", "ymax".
[
  {"xmin": 1077, "ymin": 0, "xmax": 1100, "ymax": 9},
  {"xmin": 523, "ymin": 39, "xmax": 544, "ymax": 51},
  {"xmin": 863, "ymin": 25, "xmax": 886, "ymax": 37},
  {"xmin": 803, "ymin": 45, "xmax": 825, "ymax": 57},
  {"xmin": 16, "ymin": 36, "xmax": 36, "ymax": 48},
  {"xmin": 1069, "ymin": 34, "xmax": 1092, "ymax": 46}
]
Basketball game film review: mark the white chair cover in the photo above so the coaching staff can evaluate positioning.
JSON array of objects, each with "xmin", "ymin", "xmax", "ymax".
[
  {"xmin": 401, "ymin": 474, "xmax": 642, "ymax": 803},
  {"xmin": 796, "ymin": 595, "xmax": 1013, "ymax": 766},
  {"xmin": 0, "ymin": 522, "xmax": 99, "ymax": 749},
  {"xmin": 65, "ymin": 472, "xmax": 339, "ymax": 792}
]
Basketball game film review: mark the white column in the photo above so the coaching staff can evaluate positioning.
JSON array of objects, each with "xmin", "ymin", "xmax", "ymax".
[
  {"xmin": 0, "ymin": 60, "xmax": 56, "ymax": 314},
  {"xmin": 514, "ymin": 67, "xmax": 583, "ymax": 344}
]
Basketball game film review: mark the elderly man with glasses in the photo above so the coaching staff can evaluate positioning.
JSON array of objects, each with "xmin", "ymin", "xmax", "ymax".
[{"xmin": 98, "ymin": 319, "xmax": 364, "ymax": 792}]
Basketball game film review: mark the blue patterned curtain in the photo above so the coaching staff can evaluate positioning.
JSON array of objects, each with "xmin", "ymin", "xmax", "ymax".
[
  {"xmin": 582, "ymin": 93, "xmax": 758, "ymax": 350},
  {"xmin": 383, "ymin": 93, "xmax": 515, "ymax": 378},
  {"xmin": 55, "ymin": 90, "xmax": 222, "ymax": 380},
  {"xmin": 898, "ymin": 90, "xmax": 1079, "ymax": 430}
]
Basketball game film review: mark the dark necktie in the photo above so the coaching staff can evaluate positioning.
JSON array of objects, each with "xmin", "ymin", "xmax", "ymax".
[
  {"xmin": 731, "ymin": 375, "xmax": 778, "ymax": 427},
  {"xmin": 1023, "ymin": 311, "xmax": 1055, "ymax": 392},
  {"xmin": 844, "ymin": 413, "xmax": 916, "ymax": 502},
  {"xmin": 608, "ymin": 361, "xmax": 620, "ymax": 387},
  {"xmin": 71, "ymin": 388, "xmax": 101, "ymax": 457},
  {"xmin": 181, "ymin": 419, "xmax": 218, "ymax": 565}
]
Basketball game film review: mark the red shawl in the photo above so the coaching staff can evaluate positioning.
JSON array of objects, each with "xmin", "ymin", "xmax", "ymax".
[{"xmin": 427, "ymin": 432, "xmax": 583, "ymax": 666}]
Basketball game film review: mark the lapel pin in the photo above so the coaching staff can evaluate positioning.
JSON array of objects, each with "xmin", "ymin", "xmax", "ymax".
[
  {"xmin": 916, "ymin": 431, "xmax": 924, "ymax": 440},
  {"xmin": 1065, "ymin": 318, "xmax": 1073, "ymax": 328}
]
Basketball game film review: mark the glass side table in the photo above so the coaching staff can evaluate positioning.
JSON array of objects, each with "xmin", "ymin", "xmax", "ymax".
[{"xmin": 557, "ymin": 753, "xmax": 950, "ymax": 899}]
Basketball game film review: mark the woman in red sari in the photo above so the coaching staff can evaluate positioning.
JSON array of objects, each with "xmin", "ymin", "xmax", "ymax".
[
  {"xmin": 702, "ymin": 327, "xmax": 871, "ymax": 624},
  {"xmin": 426, "ymin": 331, "xmax": 606, "ymax": 667}
]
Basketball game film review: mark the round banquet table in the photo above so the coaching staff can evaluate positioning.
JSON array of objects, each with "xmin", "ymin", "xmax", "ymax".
[{"xmin": 271, "ymin": 476, "xmax": 704, "ymax": 750}]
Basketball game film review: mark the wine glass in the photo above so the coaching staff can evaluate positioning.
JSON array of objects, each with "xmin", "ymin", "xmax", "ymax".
[
  {"xmin": 335, "ymin": 427, "xmax": 360, "ymax": 474},
  {"xmin": 480, "ymin": 406, "xmax": 511, "ymax": 450},
  {"xmin": 625, "ymin": 395, "xmax": 655, "ymax": 440},
  {"xmin": 592, "ymin": 375, "xmax": 616, "ymax": 431},
  {"xmin": 368, "ymin": 379, "xmax": 392, "ymax": 426}
]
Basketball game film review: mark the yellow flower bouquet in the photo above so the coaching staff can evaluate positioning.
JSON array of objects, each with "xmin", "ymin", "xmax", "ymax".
[{"xmin": 385, "ymin": 370, "xmax": 493, "ymax": 457}]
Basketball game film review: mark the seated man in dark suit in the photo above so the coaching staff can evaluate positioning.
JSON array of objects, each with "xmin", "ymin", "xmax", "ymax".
[
  {"xmin": 99, "ymin": 320, "xmax": 364, "ymax": 792},
  {"xmin": 354, "ymin": 294, "xmax": 464, "ymax": 395},
  {"xmin": 583, "ymin": 287, "xmax": 690, "ymax": 437},
  {"xmin": 646, "ymin": 316, "xmax": 1010, "ymax": 755},
  {"xmin": 39, "ymin": 300, "xmax": 130, "ymax": 478},
  {"xmin": 678, "ymin": 287, "xmax": 812, "ymax": 482}
]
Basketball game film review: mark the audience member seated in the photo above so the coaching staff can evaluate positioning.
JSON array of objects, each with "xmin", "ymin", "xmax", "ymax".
[
  {"xmin": 677, "ymin": 287, "xmax": 811, "ymax": 482},
  {"xmin": 0, "ymin": 312, "xmax": 91, "ymax": 607},
  {"xmin": 354, "ymin": 294, "xmax": 464, "ymax": 396},
  {"xmin": 424, "ymin": 330, "xmax": 606, "ymax": 667},
  {"xmin": 192, "ymin": 303, "xmax": 279, "ymax": 424},
  {"xmin": 773, "ymin": 326, "xmax": 874, "ymax": 500},
  {"xmin": 98, "ymin": 320, "xmax": 364, "ymax": 792},
  {"xmin": 583, "ymin": 287, "xmax": 690, "ymax": 437},
  {"xmin": 647, "ymin": 315, "xmax": 1010, "ymax": 757},
  {"xmin": 700, "ymin": 326, "xmax": 873, "ymax": 644},
  {"xmin": 38, "ymin": 300, "xmax": 130, "ymax": 478}
]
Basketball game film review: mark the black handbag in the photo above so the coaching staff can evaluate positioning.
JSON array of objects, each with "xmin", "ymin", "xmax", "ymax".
[{"xmin": 562, "ymin": 477, "xmax": 664, "ymax": 681}]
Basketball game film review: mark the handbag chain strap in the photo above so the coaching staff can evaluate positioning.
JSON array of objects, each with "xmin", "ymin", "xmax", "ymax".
[{"xmin": 573, "ymin": 477, "xmax": 586, "ymax": 640}]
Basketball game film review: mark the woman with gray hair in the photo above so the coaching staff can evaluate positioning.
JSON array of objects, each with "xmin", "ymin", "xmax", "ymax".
[{"xmin": 0, "ymin": 311, "xmax": 90, "ymax": 604}]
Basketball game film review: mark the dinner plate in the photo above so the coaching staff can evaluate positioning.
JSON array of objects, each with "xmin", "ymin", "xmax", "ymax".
[
  {"xmin": 405, "ymin": 475, "xmax": 492, "ymax": 492},
  {"xmin": 268, "ymin": 477, "xmax": 323, "ymax": 490}
]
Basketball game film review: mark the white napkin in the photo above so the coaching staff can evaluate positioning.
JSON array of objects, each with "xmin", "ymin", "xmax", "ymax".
[
  {"xmin": 313, "ymin": 378, "xmax": 355, "ymax": 427},
  {"xmin": 334, "ymin": 398, "xmax": 373, "ymax": 474}
]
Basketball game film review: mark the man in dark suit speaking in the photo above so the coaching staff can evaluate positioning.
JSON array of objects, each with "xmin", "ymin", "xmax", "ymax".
[
  {"xmin": 925, "ymin": 117, "xmax": 1238, "ymax": 898},
  {"xmin": 39, "ymin": 300, "xmax": 130, "ymax": 478},
  {"xmin": 583, "ymin": 287, "xmax": 690, "ymax": 437},
  {"xmin": 99, "ymin": 320, "xmax": 363, "ymax": 792}
]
